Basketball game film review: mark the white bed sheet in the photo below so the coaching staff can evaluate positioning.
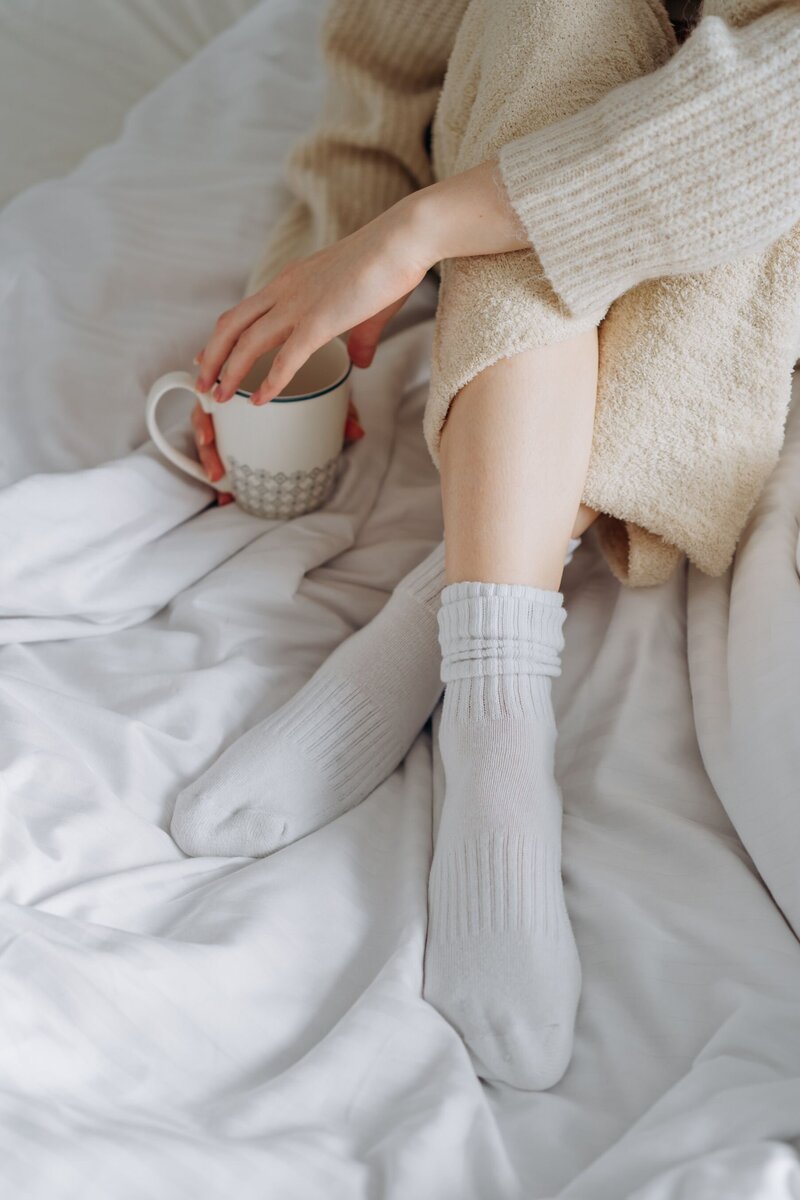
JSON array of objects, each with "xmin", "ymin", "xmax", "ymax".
[
  {"xmin": 0, "ymin": 0, "xmax": 257, "ymax": 210},
  {"xmin": 2, "ymin": 2, "xmax": 800, "ymax": 1197}
]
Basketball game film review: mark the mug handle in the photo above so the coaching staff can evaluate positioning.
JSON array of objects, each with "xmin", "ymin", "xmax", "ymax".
[{"xmin": 145, "ymin": 370, "xmax": 232, "ymax": 492}]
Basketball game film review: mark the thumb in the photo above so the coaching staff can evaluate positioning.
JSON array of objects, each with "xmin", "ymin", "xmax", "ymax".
[{"xmin": 346, "ymin": 294, "xmax": 410, "ymax": 368}]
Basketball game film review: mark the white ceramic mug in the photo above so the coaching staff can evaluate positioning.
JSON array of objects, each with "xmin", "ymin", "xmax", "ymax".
[{"xmin": 145, "ymin": 337, "xmax": 352, "ymax": 519}]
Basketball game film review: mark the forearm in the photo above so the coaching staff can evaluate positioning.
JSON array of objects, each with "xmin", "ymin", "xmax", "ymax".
[{"xmin": 410, "ymin": 158, "xmax": 533, "ymax": 263}]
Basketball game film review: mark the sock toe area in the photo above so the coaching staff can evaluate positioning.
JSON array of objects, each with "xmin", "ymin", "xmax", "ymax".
[
  {"xmin": 467, "ymin": 1020, "xmax": 575, "ymax": 1091},
  {"xmin": 169, "ymin": 735, "xmax": 344, "ymax": 857},
  {"xmin": 423, "ymin": 938, "xmax": 581, "ymax": 1091},
  {"xmin": 170, "ymin": 794, "xmax": 289, "ymax": 858}
]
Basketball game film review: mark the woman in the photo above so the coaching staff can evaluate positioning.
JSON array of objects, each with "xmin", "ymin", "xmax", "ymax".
[{"xmin": 171, "ymin": 0, "xmax": 800, "ymax": 1090}]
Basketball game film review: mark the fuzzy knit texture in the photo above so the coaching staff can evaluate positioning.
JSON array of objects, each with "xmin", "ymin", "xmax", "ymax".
[{"xmin": 245, "ymin": 0, "xmax": 800, "ymax": 588}]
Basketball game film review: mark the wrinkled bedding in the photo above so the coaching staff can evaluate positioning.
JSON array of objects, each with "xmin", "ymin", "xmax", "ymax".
[{"xmin": 1, "ymin": 2, "xmax": 799, "ymax": 1196}]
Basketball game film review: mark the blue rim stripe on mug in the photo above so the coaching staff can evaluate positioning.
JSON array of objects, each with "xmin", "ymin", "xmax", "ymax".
[{"xmin": 218, "ymin": 357, "xmax": 353, "ymax": 404}]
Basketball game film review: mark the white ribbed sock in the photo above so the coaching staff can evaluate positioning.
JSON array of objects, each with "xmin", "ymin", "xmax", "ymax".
[
  {"xmin": 171, "ymin": 538, "xmax": 582, "ymax": 858},
  {"xmin": 170, "ymin": 541, "xmax": 447, "ymax": 857},
  {"xmin": 423, "ymin": 580, "xmax": 581, "ymax": 1090}
]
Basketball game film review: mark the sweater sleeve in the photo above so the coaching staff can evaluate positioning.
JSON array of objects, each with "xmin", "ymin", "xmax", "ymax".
[
  {"xmin": 496, "ymin": 5, "xmax": 800, "ymax": 319},
  {"xmin": 244, "ymin": 0, "xmax": 467, "ymax": 295}
]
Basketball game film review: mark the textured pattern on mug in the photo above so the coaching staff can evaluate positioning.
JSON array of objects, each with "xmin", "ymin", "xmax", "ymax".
[{"xmin": 226, "ymin": 453, "xmax": 341, "ymax": 519}]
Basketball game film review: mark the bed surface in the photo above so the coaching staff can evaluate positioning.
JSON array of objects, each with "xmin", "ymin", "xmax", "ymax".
[
  {"xmin": 2, "ymin": 3, "xmax": 799, "ymax": 1197},
  {"xmin": 0, "ymin": 0, "xmax": 257, "ymax": 210}
]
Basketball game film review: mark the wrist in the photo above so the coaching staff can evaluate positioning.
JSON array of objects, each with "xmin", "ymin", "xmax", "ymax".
[{"xmin": 406, "ymin": 157, "xmax": 533, "ymax": 264}]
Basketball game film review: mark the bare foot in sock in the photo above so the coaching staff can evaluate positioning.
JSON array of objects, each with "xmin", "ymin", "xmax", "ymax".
[
  {"xmin": 422, "ymin": 581, "xmax": 582, "ymax": 1091},
  {"xmin": 171, "ymin": 538, "xmax": 582, "ymax": 858}
]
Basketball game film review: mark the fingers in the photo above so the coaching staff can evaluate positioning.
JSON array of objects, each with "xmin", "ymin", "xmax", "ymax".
[
  {"xmin": 189, "ymin": 402, "xmax": 266, "ymax": 507},
  {"xmin": 213, "ymin": 311, "xmax": 292, "ymax": 404},
  {"xmin": 346, "ymin": 320, "xmax": 382, "ymax": 369},
  {"xmin": 195, "ymin": 288, "xmax": 277, "ymax": 394},
  {"xmin": 344, "ymin": 415, "xmax": 365, "ymax": 442},
  {"xmin": 250, "ymin": 327, "xmax": 325, "ymax": 406},
  {"xmin": 198, "ymin": 442, "xmax": 225, "ymax": 483},
  {"xmin": 346, "ymin": 295, "xmax": 409, "ymax": 368},
  {"xmin": 344, "ymin": 397, "xmax": 365, "ymax": 442},
  {"xmin": 191, "ymin": 401, "xmax": 214, "ymax": 448},
  {"xmin": 191, "ymin": 401, "xmax": 226, "ymax": 483}
]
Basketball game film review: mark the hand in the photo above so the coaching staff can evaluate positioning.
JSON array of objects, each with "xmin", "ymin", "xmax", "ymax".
[
  {"xmin": 193, "ymin": 195, "xmax": 433, "ymax": 407},
  {"xmin": 191, "ymin": 396, "xmax": 366, "ymax": 506}
]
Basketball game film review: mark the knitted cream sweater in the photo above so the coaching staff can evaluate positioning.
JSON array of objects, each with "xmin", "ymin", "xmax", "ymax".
[
  {"xmin": 497, "ymin": 3, "xmax": 800, "ymax": 320},
  {"xmin": 246, "ymin": 0, "xmax": 800, "ymax": 587}
]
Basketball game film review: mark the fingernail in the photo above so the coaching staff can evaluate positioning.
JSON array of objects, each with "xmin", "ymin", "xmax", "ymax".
[
  {"xmin": 193, "ymin": 354, "xmax": 201, "ymax": 365},
  {"xmin": 212, "ymin": 385, "xmax": 224, "ymax": 402}
]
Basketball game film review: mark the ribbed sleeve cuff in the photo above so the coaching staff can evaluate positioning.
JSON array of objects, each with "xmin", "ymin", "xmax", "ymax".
[
  {"xmin": 496, "ymin": 9, "xmax": 800, "ymax": 319},
  {"xmin": 496, "ymin": 102, "xmax": 647, "ymax": 320}
]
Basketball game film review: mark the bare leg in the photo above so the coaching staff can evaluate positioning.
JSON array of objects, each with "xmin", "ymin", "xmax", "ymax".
[
  {"xmin": 440, "ymin": 331, "xmax": 599, "ymax": 587},
  {"xmin": 423, "ymin": 328, "xmax": 597, "ymax": 1090}
]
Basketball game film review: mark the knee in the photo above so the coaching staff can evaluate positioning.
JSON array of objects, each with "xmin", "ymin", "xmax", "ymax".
[{"xmin": 432, "ymin": 0, "xmax": 676, "ymax": 182}]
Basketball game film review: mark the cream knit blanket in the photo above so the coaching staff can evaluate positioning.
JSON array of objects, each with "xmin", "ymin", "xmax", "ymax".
[{"xmin": 246, "ymin": 0, "xmax": 800, "ymax": 587}]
